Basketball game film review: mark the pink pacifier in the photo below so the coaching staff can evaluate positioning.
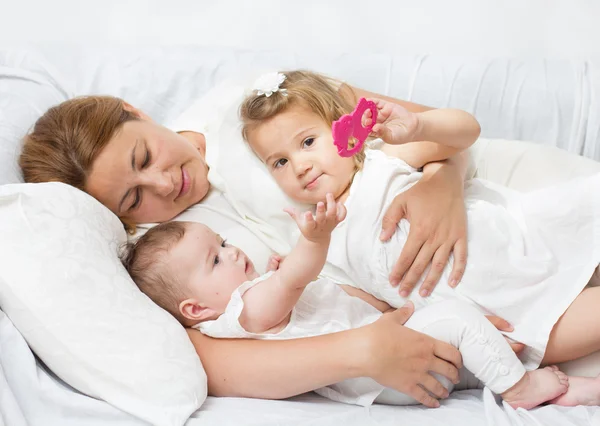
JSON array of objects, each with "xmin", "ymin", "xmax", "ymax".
[{"xmin": 332, "ymin": 98, "xmax": 378, "ymax": 157}]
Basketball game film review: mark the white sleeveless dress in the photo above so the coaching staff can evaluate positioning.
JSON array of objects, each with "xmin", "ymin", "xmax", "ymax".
[{"xmin": 327, "ymin": 147, "xmax": 600, "ymax": 369}]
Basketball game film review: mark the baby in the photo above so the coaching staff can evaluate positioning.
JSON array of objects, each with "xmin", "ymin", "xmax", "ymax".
[{"xmin": 122, "ymin": 195, "xmax": 573, "ymax": 409}]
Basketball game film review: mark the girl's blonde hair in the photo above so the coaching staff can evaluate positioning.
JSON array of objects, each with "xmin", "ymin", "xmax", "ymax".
[
  {"xmin": 19, "ymin": 96, "xmax": 140, "ymax": 231},
  {"xmin": 240, "ymin": 70, "xmax": 365, "ymax": 168}
]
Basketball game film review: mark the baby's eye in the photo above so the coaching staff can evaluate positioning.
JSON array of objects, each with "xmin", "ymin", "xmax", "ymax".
[
  {"xmin": 274, "ymin": 158, "xmax": 288, "ymax": 169},
  {"xmin": 214, "ymin": 255, "xmax": 220, "ymax": 266},
  {"xmin": 302, "ymin": 137, "xmax": 315, "ymax": 148},
  {"xmin": 221, "ymin": 239, "xmax": 227, "ymax": 248}
]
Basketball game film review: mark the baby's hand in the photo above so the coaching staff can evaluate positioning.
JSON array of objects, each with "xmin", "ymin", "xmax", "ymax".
[
  {"xmin": 266, "ymin": 254, "xmax": 284, "ymax": 272},
  {"xmin": 284, "ymin": 193, "xmax": 347, "ymax": 243},
  {"xmin": 364, "ymin": 98, "xmax": 420, "ymax": 145}
]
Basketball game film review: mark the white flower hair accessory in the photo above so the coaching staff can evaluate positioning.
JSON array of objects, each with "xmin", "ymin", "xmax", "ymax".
[{"xmin": 253, "ymin": 72, "xmax": 288, "ymax": 97}]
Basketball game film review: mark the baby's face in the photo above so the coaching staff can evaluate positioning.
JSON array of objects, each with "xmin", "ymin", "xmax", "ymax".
[
  {"xmin": 167, "ymin": 223, "xmax": 259, "ymax": 315},
  {"xmin": 248, "ymin": 104, "xmax": 356, "ymax": 204}
]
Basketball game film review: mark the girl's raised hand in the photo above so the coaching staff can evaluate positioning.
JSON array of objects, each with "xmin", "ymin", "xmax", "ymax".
[{"xmin": 364, "ymin": 98, "xmax": 421, "ymax": 145}]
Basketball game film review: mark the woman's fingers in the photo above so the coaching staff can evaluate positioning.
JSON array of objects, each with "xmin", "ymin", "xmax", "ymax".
[
  {"xmin": 397, "ymin": 240, "xmax": 434, "ymax": 296},
  {"xmin": 433, "ymin": 340, "xmax": 463, "ymax": 371},
  {"xmin": 409, "ymin": 384, "xmax": 440, "ymax": 408},
  {"xmin": 380, "ymin": 195, "xmax": 407, "ymax": 242},
  {"xmin": 428, "ymin": 356, "xmax": 460, "ymax": 385},
  {"xmin": 484, "ymin": 315, "xmax": 514, "ymax": 332},
  {"xmin": 418, "ymin": 243, "xmax": 452, "ymax": 297},
  {"xmin": 509, "ymin": 341, "xmax": 525, "ymax": 354},
  {"xmin": 419, "ymin": 374, "xmax": 450, "ymax": 399},
  {"xmin": 449, "ymin": 237, "xmax": 467, "ymax": 288}
]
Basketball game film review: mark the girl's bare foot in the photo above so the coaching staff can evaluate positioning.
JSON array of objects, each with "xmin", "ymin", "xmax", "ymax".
[
  {"xmin": 502, "ymin": 366, "xmax": 569, "ymax": 410},
  {"xmin": 550, "ymin": 374, "xmax": 600, "ymax": 406}
]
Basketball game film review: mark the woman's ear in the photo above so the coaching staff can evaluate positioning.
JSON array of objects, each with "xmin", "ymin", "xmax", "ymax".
[
  {"xmin": 122, "ymin": 102, "xmax": 152, "ymax": 121},
  {"xmin": 179, "ymin": 298, "xmax": 217, "ymax": 323}
]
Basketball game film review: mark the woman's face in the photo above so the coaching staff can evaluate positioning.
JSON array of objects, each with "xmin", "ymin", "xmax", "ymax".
[{"xmin": 87, "ymin": 108, "xmax": 210, "ymax": 224}]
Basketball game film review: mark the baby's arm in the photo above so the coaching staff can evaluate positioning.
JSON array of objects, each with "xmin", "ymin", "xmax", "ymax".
[
  {"xmin": 369, "ymin": 98, "xmax": 480, "ymax": 169},
  {"xmin": 239, "ymin": 194, "xmax": 346, "ymax": 333}
]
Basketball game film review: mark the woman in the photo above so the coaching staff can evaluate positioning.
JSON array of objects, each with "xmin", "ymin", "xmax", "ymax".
[{"xmin": 19, "ymin": 82, "xmax": 518, "ymax": 408}]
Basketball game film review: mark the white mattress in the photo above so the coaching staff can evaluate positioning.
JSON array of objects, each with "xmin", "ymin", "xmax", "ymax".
[{"xmin": 2, "ymin": 45, "xmax": 600, "ymax": 425}]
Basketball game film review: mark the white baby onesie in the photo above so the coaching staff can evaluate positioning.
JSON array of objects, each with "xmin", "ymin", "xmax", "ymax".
[
  {"xmin": 196, "ymin": 272, "xmax": 526, "ymax": 406},
  {"xmin": 327, "ymin": 147, "xmax": 600, "ymax": 370}
]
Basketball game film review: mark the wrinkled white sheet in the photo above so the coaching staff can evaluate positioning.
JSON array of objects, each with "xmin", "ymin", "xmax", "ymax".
[{"xmin": 2, "ymin": 308, "xmax": 599, "ymax": 426}]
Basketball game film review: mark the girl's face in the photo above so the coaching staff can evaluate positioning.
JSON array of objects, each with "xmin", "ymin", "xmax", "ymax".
[
  {"xmin": 86, "ymin": 108, "xmax": 210, "ymax": 224},
  {"xmin": 248, "ymin": 105, "xmax": 356, "ymax": 205}
]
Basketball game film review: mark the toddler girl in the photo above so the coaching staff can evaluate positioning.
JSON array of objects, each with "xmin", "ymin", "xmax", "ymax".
[{"xmin": 239, "ymin": 70, "xmax": 600, "ymax": 407}]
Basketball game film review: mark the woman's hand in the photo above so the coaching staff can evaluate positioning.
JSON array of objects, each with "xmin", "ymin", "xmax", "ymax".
[
  {"xmin": 381, "ymin": 160, "xmax": 468, "ymax": 297},
  {"xmin": 358, "ymin": 302, "xmax": 462, "ymax": 408},
  {"xmin": 485, "ymin": 315, "xmax": 525, "ymax": 354}
]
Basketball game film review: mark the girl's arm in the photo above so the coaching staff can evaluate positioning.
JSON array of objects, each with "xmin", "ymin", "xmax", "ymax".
[
  {"xmin": 373, "ymin": 99, "xmax": 480, "ymax": 169},
  {"xmin": 187, "ymin": 302, "xmax": 463, "ymax": 408}
]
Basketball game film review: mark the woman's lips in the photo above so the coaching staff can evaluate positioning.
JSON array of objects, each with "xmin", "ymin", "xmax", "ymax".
[{"xmin": 178, "ymin": 167, "xmax": 191, "ymax": 199}]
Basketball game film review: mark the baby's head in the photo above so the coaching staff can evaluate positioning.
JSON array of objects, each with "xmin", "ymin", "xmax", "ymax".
[
  {"xmin": 121, "ymin": 221, "xmax": 259, "ymax": 326},
  {"xmin": 240, "ymin": 70, "xmax": 365, "ymax": 205}
]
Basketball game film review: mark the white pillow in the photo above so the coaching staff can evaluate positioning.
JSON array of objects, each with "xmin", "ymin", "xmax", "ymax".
[
  {"xmin": 0, "ymin": 182, "xmax": 206, "ymax": 426},
  {"xmin": 0, "ymin": 51, "xmax": 70, "ymax": 185}
]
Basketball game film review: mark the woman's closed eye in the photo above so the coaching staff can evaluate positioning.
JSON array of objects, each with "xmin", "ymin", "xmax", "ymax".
[
  {"xmin": 128, "ymin": 148, "xmax": 152, "ymax": 211},
  {"xmin": 141, "ymin": 147, "xmax": 151, "ymax": 168}
]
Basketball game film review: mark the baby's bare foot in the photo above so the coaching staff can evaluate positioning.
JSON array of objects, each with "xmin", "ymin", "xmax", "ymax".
[
  {"xmin": 550, "ymin": 374, "xmax": 600, "ymax": 406},
  {"xmin": 502, "ymin": 365, "xmax": 569, "ymax": 410}
]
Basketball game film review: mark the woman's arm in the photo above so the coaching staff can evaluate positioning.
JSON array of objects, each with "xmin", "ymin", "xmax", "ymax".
[
  {"xmin": 340, "ymin": 83, "xmax": 434, "ymax": 113},
  {"xmin": 188, "ymin": 303, "xmax": 462, "ymax": 408}
]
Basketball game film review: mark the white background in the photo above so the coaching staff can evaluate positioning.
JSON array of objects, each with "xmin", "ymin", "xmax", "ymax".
[{"xmin": 1, "ymin": 0, "xmax": 600, "ymax": 60}]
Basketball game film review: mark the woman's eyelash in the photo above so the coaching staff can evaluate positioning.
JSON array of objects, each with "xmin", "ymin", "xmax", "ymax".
[
  {"xmin": 142, "ymin": 149, "xmax": 151, "ymax": 168},
  {"xmin": 131, "ymin": 189, "xmax": 141, "ymax": 210}
]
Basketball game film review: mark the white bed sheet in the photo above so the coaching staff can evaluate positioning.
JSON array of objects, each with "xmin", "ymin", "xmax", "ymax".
[
  {"xmin": 2, "ymin": 306, "xmax": 598, "ymax": 426},
  {"xmin": 2, "ymin": 46, "xmax": 600, "ymax": 425}
]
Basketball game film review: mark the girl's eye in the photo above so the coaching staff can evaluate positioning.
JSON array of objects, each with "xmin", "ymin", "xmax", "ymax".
[
  {"xmin": 274, "ymin": 158, "xmax": 288, "ymax": 169},
  {"xmin": 302, "ymin": 137, "xmax": 315, "ymax": 148},
  {"xmin": 221, "ymin": 239, "xmax": 227, "ymax": 248},
  {"xmin": 214, "ymin": 255, "xmax": 220, "ymax": 266}
]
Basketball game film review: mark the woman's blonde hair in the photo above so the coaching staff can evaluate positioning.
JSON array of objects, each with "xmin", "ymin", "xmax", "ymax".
[
  {"xmin": 240, "ymin": 70, "xmax": 365, "ymax": 168},
  {"xmin": 19, "ymin": 95, "xmax": 140, "ymax": 230}
]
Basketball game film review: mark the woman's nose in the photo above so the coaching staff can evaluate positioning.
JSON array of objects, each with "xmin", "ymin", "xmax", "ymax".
[{"xmin": 140, "ymin": 170, "xmax": 175, "ymax": 197}]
